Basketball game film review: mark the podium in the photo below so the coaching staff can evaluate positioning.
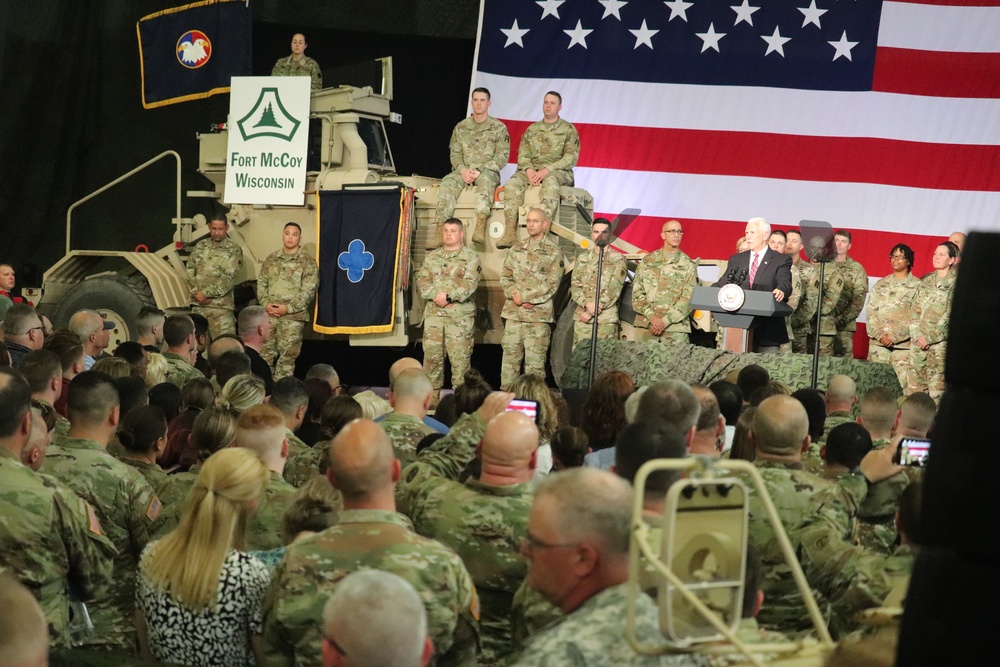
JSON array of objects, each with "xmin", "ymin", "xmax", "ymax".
[{"xmin": 691, "ymin": 286, "xmax": 793, "ymax": 354}]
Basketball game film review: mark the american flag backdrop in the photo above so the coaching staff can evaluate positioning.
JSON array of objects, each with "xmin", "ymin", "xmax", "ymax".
[{"xmin": 471, "ymin": 0, "xmax": 1000, "ymax": 281}]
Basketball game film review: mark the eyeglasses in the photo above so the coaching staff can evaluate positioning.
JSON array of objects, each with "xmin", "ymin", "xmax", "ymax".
[
  {"xmin": 521, "ymin": 531, "xmax": 579, "ymax": 553},
  {"xmin": 889, "ymin": 254, "xmax": 907, "ymax": 259},
  {"xmin": 664, "ymin": 230, "xmax": 684, "ymax": 235}
]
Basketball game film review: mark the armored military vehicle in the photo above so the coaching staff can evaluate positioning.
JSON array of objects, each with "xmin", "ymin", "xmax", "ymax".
[{"xmin": 35, "ymin": 58, "xmax": 650, "ymax": 382}]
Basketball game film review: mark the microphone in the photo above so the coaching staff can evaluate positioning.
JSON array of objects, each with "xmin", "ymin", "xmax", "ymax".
[
  {"xmin": 725, "ymin": 268, "xmax": 737, "ymax": 284},
  {"xmin": 736, "ymin": 270, "xmax": 747, "ymax": 285}
]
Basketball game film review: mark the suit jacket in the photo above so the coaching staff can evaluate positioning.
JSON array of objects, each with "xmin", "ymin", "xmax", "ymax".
[{"xmin": 714, "ymin": 247, "xmax": 793, "ymax": 346}]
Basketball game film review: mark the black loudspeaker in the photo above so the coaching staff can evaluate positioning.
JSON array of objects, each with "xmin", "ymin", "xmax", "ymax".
[{"xmin": 897, "ymin": 232, "xmax": 1000, "ymax": 665}]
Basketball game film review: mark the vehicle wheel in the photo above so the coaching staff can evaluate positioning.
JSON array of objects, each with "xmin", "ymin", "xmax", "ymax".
[
  {"xmin": 52, "ymin": 276, "xmax": 156, "ymax": 346},
  {"xmin": 550, "ymin": 299, "xmax": 578, "ymax": 388}
]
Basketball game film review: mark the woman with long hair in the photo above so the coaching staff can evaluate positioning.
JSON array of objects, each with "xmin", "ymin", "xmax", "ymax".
[
  {"xmin": 136, "ymin": 448, "xmax": 270, "ymax": 666},
  {"xmin": 581, "ymin": 370, "xmax": 635, "ymax": 451},
  {"xmin": 504, "ymin": 373, "xmax": 560, "ymax": 478},
  {"xmin": 219, "ymin": 375, "xmax": 265, "ymax": 414},
  {"xmin": 909, "ymin": 241, "xmax": 959, "ymax": 401}
]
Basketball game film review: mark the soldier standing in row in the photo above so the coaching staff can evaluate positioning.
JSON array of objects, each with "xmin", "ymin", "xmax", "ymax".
[
  {"xmin": 501, "ymin": 92, "xmax": 579, "ymax": 249},
  {"xmin": 499, "ymin": 208, "xmax": 564, "ymax": 390},
  {"xmin": 867, "ymin": 244, "xmax": 922, "ymax": 390},
  {"xmin": 416, "ymin": 218, "xmax": 481, "ymax": 394},
  {"xmin": 630, "ymin": 219, "xmax": 697, "ymax": 344},
  {"xmin": 785, "ymin": 230, "xmax": 819, "ymax": 354},
  {"xmin": 909, "ymin": 241, "xmax": 958, "ymax": 401},
  {"xmin": 187, "ymin": 213, "xmax": 243, "ymax": 339},
  {"xmin": 271, "ymin": 33, "xmax": 322, "ymax": 90},
  {"xmin": 433, "ymin": 87, "xmax": 510, "ymax": 249},
  {"xmin": 257, "ymin": 223, "xmax": 319, "ymax": 381},
  {"xmin": 570, "ymin": 219, "xmax": 626, "ymax": 350},
  {"xmin": 830, "ymin": 230, "xmax": 869, "ymax": 358}
]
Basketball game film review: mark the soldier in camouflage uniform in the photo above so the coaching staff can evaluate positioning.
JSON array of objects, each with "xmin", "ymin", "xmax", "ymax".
[
  {"xmin": 808, "ymin": 260, "xmax": 847, "ymax": 356},
  {"xmin": 828, "ymin": 231, "xmax": 870, "ymax": 358},
  {"xmin": 162, "ymin": 315, "xmax": 206, "ymax": 389},
  {"xmin": 0, "ymin": 369, "xmax": 114, "ymax": 648},
  {"xmin": 766, "ymin": 230, "xmax": 805, "ymax": 354},
  {"xmin": 632, "ymin": 220, "xmax": 697, "ymax": 344},
  {"xmin": 501, "ymin": 92, "xmax": 580, "ymax": 249},
  {"xmin": 271, "ymin": 33, "xmax": 322, "ymax": 90},
  {"xmin": 908, "ymin": 241, "xmax": 958, "ymax": 401},
  {"xmin": 262, "ymin": 419, "xmax": 480, "ymax": 667},
  {"xmin": 786, "ymin": 230, "xmax": 819, "ymax": 354},
  {"xmin": 433, "ymin": 87, "xmax": 510, "ymax": 248},
  {"xmin": 41, "ymin": 371, "xmax": 162, "ymax": 651},
  {"xmin": 866, "ymin": 244, "xmax": 922, "ymax": 391},
  {"xmin": 187, "ymin": 214, "xmax": 244, "ymax": 339},
  {"xmin": 416, "ymin": 219, "xmax": 481, "ymax": 392},
  {"xmin": 235, "ymin": 405, "xmax": 299, "ymax": 551},
  {"xmin": 381, "ymin": 368, "xmax": 436, "ymax": 467},
  {"xmin": 258, "ymin": 222, "xmax": 319, "ymax": 381},
  {"xmin": 571, "ymin": 219, "xmax": 627, "ymax": 349},
  {"xmin": 514, "ymin": 468, "xmax": 700, "ymax": 667},
  {"xmin": 398, "ymin": 395, "xmax": 534, "ymax": 667},
  {"xmin": 741, "ymin": 395, "xmax": 841, "ymax": 634},
  {"xmin": 500, "ymin": 208, "xmax": 565, "ymax": 389}
]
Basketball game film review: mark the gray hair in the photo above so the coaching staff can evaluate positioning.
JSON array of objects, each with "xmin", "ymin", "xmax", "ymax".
[
  {"xmin": 322, "ymin": 570, "xmax": 427, "ymax": 667},
  {"xmin": 237, "ymin": 306, "xmax": 268, "ymax": 337},
  {"xmin": 747, "ymin": 216, "xmax": 771, "ymax": 238},
  {"xmin": 636, "ymin": 379, "xmax": 701, "ymax": 433},
  {"xmin": 535, "ymin": 467, "xmax": 634, "ymax": 555}
]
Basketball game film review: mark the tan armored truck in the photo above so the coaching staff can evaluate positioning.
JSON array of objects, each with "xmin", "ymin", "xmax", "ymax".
[{"xmin": 35, "ymin": 60, "xmax": 655, "ymax": 381}]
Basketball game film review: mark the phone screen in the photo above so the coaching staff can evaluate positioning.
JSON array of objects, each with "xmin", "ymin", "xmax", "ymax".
[
  {"xmin": 506, "ymin": 398, "xmax": 539, "ymax": 424},
  {"xmin": 897, "ymin": 437, "xmax": 931, "ymax": 467}
]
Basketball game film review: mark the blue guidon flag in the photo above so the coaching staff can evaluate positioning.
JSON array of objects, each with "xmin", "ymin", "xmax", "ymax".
[
  {"xmin": 137, "ymin": 0, "xmax": 251, "ymax": 109},
  {"xmin": 315, "ymin": 188, "xmax": 410, "ymax": 335}
]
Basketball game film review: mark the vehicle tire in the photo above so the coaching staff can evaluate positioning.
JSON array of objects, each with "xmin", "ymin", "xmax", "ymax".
[
  {"xmin": 550, "ymin": 299, "xmax": 578, "ymax": 388},
  {"xmin": 52, "ymin": 275, "xmax": 156, "ymax": 344}
]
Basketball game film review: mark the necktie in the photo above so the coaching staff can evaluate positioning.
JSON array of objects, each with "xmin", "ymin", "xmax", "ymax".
[{"xmin": 748, "ymin": 252, "xmax": 759, "ymax": 287}]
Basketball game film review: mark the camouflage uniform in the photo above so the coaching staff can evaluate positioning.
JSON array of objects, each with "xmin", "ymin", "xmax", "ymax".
[
  {"xmin": 866, "ymin": 273, "xmax": 922, "ymax": 391},
  {"xmin": 513, "ymin": 584, "xmax": 700, "ymax": 667},
  {"xmin": 187, "ymin": 236, "xmax": 243, "ymax": 339},
  {"xmin": 120, "ymin": 457, "xmax": 187, "ymax": 536},
  {"xmin": 790, "ymin": 261, "xmax": 819, "ymax": 354},
  {"xmin": 500, "ymin": 235, "xmax": 565, "ymax": 389},
  {"xmin": 246, "ymin": 471, "xmax": 298, "ymax": 551},
  {"xmin": 285, "ymin": 427, "xmax": 310, "ymax": 459},
  {"xmin": 261, "ymin": 508, "xmax": 480, "ymax": 667},
  {"xmin": 571, "ymin": 247, "xmax": 627, "ymax": 349},
  {"xmin": 808, "ymin": 263, "xmax": 846, "ymax": 356},
  {"xmin": 148, "ymin": 466, "xmax": 199, "ymax": 540},
  {"xmin": 779, "ymin": 263, "xmax": 803, "ymax": 353},
  {"xmin": 510, "ymin": 580, "xmax": 563, "ymax": 660},
  {"xmin": 0, "ymin": 448, "xmax": 114, "ymax": 647},
  {"xmin": 163, "ymin": 351, "xmax": 205, "ymax": 389},
  {"xmin": 437, "ymin": 116, "xmax": 510, "ymax": 222},
  {"xmin": 416, "ymin": 245, "xmax": 481, "ymax": 390},
  {"xmin": 258, "ymin": 248, "xmax": 319, "ymax": 381},
  {"xmin": 794, "ymin": 493, "xmax": 917, "ymax": 637},
  {"xmin": 829, "ymin": 257, "xmax": 869, "ymax": 358},
  {"xmin": 743, "ymin": 460, "xmax": 835, "ymax": 634},
  {"xmin": 397, "ymin": 412, "xmax": 526, "ymax": 667},
  {"xmin": 504, "ymin": 119, "xmax": 580, "ymax": 228},
  {"xmin": 41, "ymin": 435, "xmax": 162, "ymax": 650},
  {"xmin": 908, "ymin": 271, "xmax": 956, "ymax": 401},
  {"xmin": 283, "ymin": 441, "xmax": 328, "ymax": 488},
  {"xmin": 631, "ymin": 248, "xmax": 697, "ymax": 344},
  {"xmin": 379, "ymin": 412, "xmax": 435, "ymax": 468},
  {"xmin": 271, "ymin": 55, "xmax": 322, "ymax": 90}
]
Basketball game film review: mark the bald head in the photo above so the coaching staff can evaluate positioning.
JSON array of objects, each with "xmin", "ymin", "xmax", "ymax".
[
  {"xmin": 825, "ymin": 375, "xmax": 857, "ymax": 412},
  {"xmin": 480, "ymin": 411, "xmax": 539, "ymax": 473},
  {"xmin": 389, "ymin": 357, "xmax": 423, "ymax": 387},
  {"xmin": 327, "ymin": 419, "xmax": 397, "ymax": 503},
  {"xmin": 752, "ymin": 395, "xmax": 809, "ymax": 457},
  {"xmin": 948, "ymin": 231, "xmax": 966, "ymax": 252},
  {"xmin": 208, "ymin": 335, "xmax": 245, "ymax": 366}
]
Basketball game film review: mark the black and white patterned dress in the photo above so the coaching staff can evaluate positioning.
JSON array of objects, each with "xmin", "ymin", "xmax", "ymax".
[{"xmin": 137, "ymin": 546, "xmax": 270, "ymax": 667}]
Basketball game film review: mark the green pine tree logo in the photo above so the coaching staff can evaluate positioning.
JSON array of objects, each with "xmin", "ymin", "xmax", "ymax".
[{"xmin": 254, "ymin": 103, "xmax": 281, "ymax": 128}]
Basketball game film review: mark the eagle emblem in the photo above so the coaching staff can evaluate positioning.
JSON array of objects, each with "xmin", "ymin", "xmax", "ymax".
[{"xmin": 177, "ymin": 30, "xmax": 212, "ymax": 69}]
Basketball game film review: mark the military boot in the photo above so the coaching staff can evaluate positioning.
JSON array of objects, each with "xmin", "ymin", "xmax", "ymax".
[
  {"xmin": 426, "ymin": 221, "xmax": 443, "ymax": 249},
  {"xmin": 472, "ymin": 214, "xmax": 488, "ymax": 245},
  {"xmin": 497, "ymin": 219, "xmax": 518, "ymax": 249}
]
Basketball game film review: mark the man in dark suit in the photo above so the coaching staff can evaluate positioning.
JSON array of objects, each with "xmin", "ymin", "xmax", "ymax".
[{"xmin": 714, "ymin": 217, "xmax": 793, "ymax": 352}]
